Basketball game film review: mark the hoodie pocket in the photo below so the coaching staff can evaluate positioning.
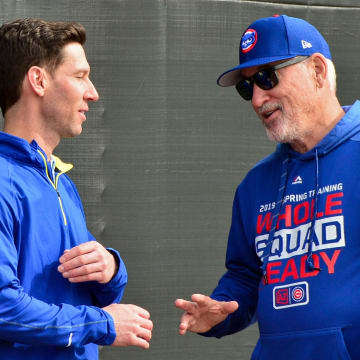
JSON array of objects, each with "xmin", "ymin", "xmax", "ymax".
[{"xmin": 251, "ymin": 327, "xmax": 351, "ymax": 360}]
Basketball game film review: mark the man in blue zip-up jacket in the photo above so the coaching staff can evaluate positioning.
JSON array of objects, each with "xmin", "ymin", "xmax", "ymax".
[
  {"xmin": 0, "ymin": 18, "xmax": 153, "ymax": 359},
  {"xmin": 176, "ymin": 15, "xmax": 360, "ymax": 359}
]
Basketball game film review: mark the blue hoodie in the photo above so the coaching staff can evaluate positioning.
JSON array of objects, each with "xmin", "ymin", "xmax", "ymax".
[
  {"xmin": 0, "ymin": 132, "xmax": 127, "ymax": 359},
  {"xmin": 204, "ymin": 101, "xmax": 360, "ymax": 359}
]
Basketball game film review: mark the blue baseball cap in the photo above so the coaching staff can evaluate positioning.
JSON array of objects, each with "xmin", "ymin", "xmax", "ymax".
[{"xmin": 217, "ymin": 15, "xmax": 332, "ymax": 87}]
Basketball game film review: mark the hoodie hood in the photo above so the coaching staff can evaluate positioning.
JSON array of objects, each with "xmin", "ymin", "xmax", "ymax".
[{"xmin": 276, "ymin": 100, "xmax": 360, "ymax": 160}]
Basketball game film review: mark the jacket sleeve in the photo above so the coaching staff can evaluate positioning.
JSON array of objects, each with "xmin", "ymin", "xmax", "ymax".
[
  {"xmin": 201, "ymin": 186, "xmax": 262, "ymax": 338},
  {"xmin": 0, "ymin": 194, "xmax": 117, "ymax": 348}
]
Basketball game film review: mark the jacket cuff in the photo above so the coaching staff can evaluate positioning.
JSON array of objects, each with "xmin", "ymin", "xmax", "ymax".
[
  {"xmin": 95, "ymin": 308, "xmax": 117, "ymax": 345},
  {"xmin": 106, "ymin": 248, "xmax": 126, "ymax": 287}
]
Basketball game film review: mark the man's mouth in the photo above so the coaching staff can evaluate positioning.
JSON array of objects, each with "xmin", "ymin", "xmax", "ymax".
[
  {"xmin": 263, "ymin": 110, "xmax": 276, "ymax": 119},
  {"xmin": 78, "ymin": 110, "xmax": 87, "ymax": 120},
  {"xmin": 259, "ymin": 104, "xmax": 282, "ymax": 123}
]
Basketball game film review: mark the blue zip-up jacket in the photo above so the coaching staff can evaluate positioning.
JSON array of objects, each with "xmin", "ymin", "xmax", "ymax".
[
  {"xmin": 0, "ymin": 132, "xmax": 128, "ymax": 359},
  {"xmin": 204, "ymin": 101, "xmax": 360, "ymax": 359}
]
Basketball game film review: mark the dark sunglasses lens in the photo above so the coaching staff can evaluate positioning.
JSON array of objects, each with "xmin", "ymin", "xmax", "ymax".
[
  {"xmin": 236, "ymin": 79, "xmax": 253, "ymax": 101},
  {"xmin": 254, "ymin": 69, "xmax": 278, "ymax": 90}
]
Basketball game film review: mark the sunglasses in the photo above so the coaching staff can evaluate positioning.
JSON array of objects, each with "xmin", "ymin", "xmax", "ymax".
[{"xmin": 235, "ymin": 56, "xmax": 309, "ymax": 101}]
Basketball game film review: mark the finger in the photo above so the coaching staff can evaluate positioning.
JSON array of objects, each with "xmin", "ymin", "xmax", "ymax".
[
  {"xmin": 132, "ymin": 336, "xmax": 150, "ymax": 350},
  {"xmin": 191, "ymin": 294, "xmax": 210, "ymax": 307},
  {"xmin": 139, "ymin": 318, "xmax": 153, "ymax": 331},
  {"xmin": 61, "ymin": 262, "xmax": 104, "ymax": 279},
  {"xmin": 59, "ymin": 245, "xmax": 90, "ymax": 263},
  {"xmin": 137, "ymin": 326, "xmax": 152, "ymax": 342},
  {"xmin": 179, "ymin": 320, "xmax": 190, "ymax": 335},
  {"xmin": 174, "ymin": 299, "xmax": 197, "ymax": 313},
  {"xmin": 129, "ymin": 314, "xmax": 153, "ymax": 331},
  {"xmin": 58, "ymin": 251, "xmax": 100, "ymax": 273},
  {"xmin": 67, "ymin": 271, "xmax": 104, "ymax": 283},
  {"xmin": 178, "ymin": 313, "xmax": 193, "ymax": 335},
  {"xmin": 222, "ymin": 300, "xmax": 239, "ymax": 314},
  {"xmin": 59, "ymin": 241, "xmax": 99, "ymax": 263},
  {"xmin": 130, "ymin": 305, "xmax": 151, "ymax": 320},
  {"xmin": 178, "ymin": 321, "xmax": 188, "ymax": 335}
]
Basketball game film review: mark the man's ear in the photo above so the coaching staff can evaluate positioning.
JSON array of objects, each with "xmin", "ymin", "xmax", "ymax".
[
  {"xmin": 311, "ymin": 53, "xmax": 327, "ymax": 89},
  {"xmin": 26, "ymin": 66, "xmax": 48, "ymax": 97}
]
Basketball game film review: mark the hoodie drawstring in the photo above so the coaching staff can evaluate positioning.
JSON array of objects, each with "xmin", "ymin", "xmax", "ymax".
[
  {"xmin": 306, "ymin": 148, "xmax": 322, "ymax": 271},
  {"xmin": 261, "ymin": 157, "xmax": 289, "ymax": 284},
  {"xmin": 261, "ymin": 150, "xmax": 321, "ymax": 284}
]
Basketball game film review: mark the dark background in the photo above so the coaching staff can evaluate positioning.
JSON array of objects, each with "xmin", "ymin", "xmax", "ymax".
[{"xmin": 1, "ymin": 0, "xmax": 359, "ymax": 359}]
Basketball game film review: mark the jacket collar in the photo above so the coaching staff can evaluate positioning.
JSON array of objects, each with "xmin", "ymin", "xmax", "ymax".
[{"xmin": 0, "ymin": 132, "xmax": 73, "ymax": 172}]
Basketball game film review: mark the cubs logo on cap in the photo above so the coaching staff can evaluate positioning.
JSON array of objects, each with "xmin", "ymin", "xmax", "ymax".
[{"xmin": 241, "ymin": 29, "xmax": 257, "ymax": 53}]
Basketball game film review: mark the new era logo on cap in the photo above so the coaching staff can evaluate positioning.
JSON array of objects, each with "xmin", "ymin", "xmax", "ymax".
[{"xmin": 301, "ymin": 40, "xmax": 312, "ymax": 49}]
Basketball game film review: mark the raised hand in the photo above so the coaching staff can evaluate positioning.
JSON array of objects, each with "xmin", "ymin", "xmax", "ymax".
[{"xmin": 175, "ymin": 294, "xmax": 238, "ymax": 335}]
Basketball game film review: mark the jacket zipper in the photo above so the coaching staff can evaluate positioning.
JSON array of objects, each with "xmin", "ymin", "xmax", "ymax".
[{"xmin": 37, "ymin": 150, "xmax": 68, "ymax": 226}]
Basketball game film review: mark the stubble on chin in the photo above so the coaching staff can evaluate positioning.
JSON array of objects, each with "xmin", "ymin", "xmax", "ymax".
[{"xmin": 265, "ymin": 115, "xmax": 312, "ymax": 145}]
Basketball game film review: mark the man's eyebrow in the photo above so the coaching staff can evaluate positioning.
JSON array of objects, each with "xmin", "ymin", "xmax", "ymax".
[{"xmin": 74, "ymin": 68, "xmax": 90, "ymax": 75}]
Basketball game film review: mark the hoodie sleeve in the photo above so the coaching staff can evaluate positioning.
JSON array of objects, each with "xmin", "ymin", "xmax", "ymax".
[
  {"xmin": 0, "ymin": 190, "xmax": 116, "ymax": 347},
  {"xmin": 201, "ymin": 186, "xmax": 262, "ymax": 338}
]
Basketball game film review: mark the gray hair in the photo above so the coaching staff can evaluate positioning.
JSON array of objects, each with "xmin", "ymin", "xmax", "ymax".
[{"xmin": 326, "ymin": 59, "xmax": 336, "ymax": 93}]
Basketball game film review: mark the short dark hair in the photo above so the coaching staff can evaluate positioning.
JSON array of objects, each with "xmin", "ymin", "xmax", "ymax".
[{"xmin": 0, "ymin": 18, "xmax": 86, "ymax": 116}]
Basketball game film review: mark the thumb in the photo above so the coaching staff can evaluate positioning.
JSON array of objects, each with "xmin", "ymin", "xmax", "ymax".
[{"xmin": 222, "ymin": 301, "xmax": 239, "ymax": 314}]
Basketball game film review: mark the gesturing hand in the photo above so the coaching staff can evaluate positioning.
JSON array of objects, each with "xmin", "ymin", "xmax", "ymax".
[
  {"xmin": 175, "ymin": 294, "xmax": 238, "ymax": 335},
  {"xmin": 102, "ymin": 304, "xmax": 153, "ymax": 349},
  {"xmin": 58, "ymin": 241, "xmax": 117, "ymax": 284}
]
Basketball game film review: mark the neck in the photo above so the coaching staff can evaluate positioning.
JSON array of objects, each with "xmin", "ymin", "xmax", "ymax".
[{"xmin": 3, "ymin": 106, "xmax": 60, "ymax": 160}]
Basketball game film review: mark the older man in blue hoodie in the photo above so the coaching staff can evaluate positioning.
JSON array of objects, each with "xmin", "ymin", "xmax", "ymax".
[{"xmin": 176, "ymin": 15, "xmax": 359, "ymax": 360}]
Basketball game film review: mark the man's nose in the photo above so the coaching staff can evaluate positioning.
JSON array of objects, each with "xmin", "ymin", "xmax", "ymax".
[
  {"xmin": 85, "ymin": 79, "xmax": 99, "ymax": 102},
  {"xmin": 251, "ymin": 83, "xmax": 271, "ymax": 109}
]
